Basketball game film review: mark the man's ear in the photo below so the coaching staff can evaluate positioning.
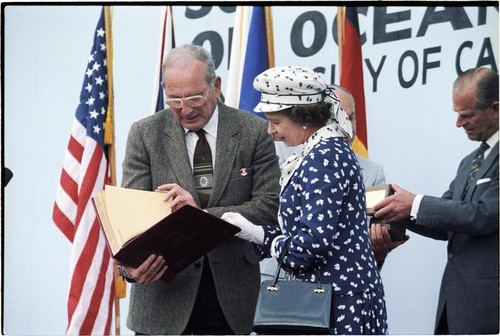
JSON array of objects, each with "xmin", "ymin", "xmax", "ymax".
[
  {"xmin": 491, "ymin": 101, "xmax": 499, "ymax": 112},
  {"xmin": 214, "ymin": 76, "xmax": 222, "ymax": 99}
]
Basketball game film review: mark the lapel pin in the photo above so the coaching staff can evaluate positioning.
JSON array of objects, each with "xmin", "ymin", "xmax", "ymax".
[{"xmin": 240, "ymin": 168, "xmax": 248, "ymax": 176}]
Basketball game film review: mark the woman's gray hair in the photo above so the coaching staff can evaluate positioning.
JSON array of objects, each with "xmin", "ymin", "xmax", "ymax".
[{"xmin": 162, "ymin": 44, "xmax": 216, "ymax": 85}]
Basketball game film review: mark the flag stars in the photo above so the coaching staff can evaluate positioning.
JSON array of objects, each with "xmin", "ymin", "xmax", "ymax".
[
  {"xmin": 95, "ymin": 76, "xmax": 104, "ymax": 85},
  {"xmin": 96, "ymin": 27, "xmax": 105, "ymax": 37},
  {"xmin": 101, "ymin": 107, "xmax": 106, "ymax": 115},
  {"xmin": 99, "ymin": 92, "xmax": 105, "ymax": 100},
  {"xmin": 86, "ymin": 96, "xmax": 95, "ymax": 106},
  {"xmin": 86, "ymin": 67, "xmax": 94, "ymax": 78},
  {"xmin": 85, "ymin": 83, "xmax": 92, "ymax": 93},
  {"xmin": 100, "ymin": 43, "xmax": 106, "ymax": 52},
  {"xmin": 92, "ymin": 62, "xmax": 101, "ymax": 71},
  {"xmin": 93, "ymin": 124, "xmax": 102, "ymax": 135},
  {"xmin": 89, "ymin": 109, "xmax": 99, "ymax": 119}
]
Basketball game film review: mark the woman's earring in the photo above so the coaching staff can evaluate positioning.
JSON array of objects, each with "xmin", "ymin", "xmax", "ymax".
[{"xmin": 302, "ymin": 125, "xmax": 308, "ymax": 130}]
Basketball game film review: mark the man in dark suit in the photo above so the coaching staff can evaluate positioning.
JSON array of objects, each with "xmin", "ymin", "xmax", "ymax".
[
  {"xmin": 118, "ymin": 44, "xmax": 280, "ymax": 334},
  {"xmin": 374, "ymin": 67, "xmax": 499, "ymax": 334}
]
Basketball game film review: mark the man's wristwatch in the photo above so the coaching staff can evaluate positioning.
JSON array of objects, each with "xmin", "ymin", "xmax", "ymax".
[{"xmin": 118, "ymin": 265, "xmax": 136, "ymax": 283}]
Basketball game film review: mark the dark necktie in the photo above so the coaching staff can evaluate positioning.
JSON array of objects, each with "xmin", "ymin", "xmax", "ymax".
[
  {"xmin": 193, "ymin": 129, "xmax": 213, "ymax": 208},
  {"xmin": 462, "ymin": 141, "xmax": 489, "ymax": 199}
]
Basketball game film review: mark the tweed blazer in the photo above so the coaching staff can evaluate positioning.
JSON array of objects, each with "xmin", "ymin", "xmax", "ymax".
[
  {"xmin": 121, "ymin": 101, "xmax": 280, "ymax": 335},
  {"xmin": 410, "ymin": 142, "xmax": 499, "ymax": 334}
]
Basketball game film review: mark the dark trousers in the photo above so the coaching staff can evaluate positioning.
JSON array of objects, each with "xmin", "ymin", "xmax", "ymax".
[{"xmin": 182, "ymin": 257, "xmax": 233, "ymax": 335}]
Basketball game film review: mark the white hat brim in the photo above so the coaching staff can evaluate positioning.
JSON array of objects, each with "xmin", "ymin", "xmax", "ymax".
[{"xmin": 253, "ymin": 101, "xmax": 294, "ymax": 113}]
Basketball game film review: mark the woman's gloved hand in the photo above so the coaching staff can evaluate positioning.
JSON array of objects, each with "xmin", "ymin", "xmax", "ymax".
[{"xmin": 221, "ymin": 212, "xmax": 264, "ymax": 245}]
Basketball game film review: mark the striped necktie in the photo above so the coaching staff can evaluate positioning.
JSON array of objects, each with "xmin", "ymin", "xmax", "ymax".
[
  {"xmin": 462, "ymin": 141, "xmax": 489, "ymax": 199},
  {"xmin": 193, "ymin": 129, "xmax": 213, "ymax": 208}
]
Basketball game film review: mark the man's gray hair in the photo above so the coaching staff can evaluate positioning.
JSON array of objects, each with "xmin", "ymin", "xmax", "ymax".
[{"xmin": 162, "ymin": 44, "xmax": 216, "ymax": 86}]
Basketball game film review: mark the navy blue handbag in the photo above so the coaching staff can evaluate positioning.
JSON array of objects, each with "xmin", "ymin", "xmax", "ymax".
[{"xmin": 253, "ymin": 241, "xmax": 333, "ymax": 335}]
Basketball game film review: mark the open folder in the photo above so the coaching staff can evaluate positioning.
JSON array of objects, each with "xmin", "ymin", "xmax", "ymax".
[{"xmin": 92, "ymin": 185, "xmax": 240, "ymax": 282}]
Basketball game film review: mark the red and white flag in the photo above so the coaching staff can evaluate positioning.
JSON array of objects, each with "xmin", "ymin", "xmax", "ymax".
[{"xmin": 52, "ymin": 7, "xmax": 115, "ymax": 334}]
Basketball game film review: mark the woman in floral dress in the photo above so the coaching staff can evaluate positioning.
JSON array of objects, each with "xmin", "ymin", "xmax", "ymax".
[{"xmin": 222, "ymin": 66, "xmax": 387, "ymax": 334}]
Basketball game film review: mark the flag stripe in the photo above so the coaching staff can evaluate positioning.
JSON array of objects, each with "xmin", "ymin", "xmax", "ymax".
[
  {"xmin": 340, "ymin": 6, "xmax": 368, "ymax": 157},
  {"xmin": 74, "ymin": 220, "xmax": 109, "ymax": 334},
  {"xmin": 60, "ymin": 168, "xmax": 79, "ymax": 203},
  {"xmin": 52, "ymin": 204, "xmax": 75, "ymax": 242},
  {"xmin": 68, "ymin": 221, "xmax": 100, "ymax": 333},
  {"xmin": 68, "ymin": 136, "xmax": 85, "ymax": 167},
  {"xmin": 53, "ymin": 7, "xmax": 115, "ymax": 334}
]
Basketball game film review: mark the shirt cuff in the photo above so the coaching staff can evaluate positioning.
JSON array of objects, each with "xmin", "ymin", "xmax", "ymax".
[
  {"xmin": 410, "ymin": 194, "xmax": 424, "ymax": 220},
  {"xmin": 118, "ymin": 265, "xmax": 136, "ymax": 283},
  {"xmin": 270, "ymin": 235, "xmax": 287, "ymax": 258}
]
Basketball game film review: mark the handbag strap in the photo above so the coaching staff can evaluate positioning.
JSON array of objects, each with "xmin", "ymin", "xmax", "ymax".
[{"xmin": 270, "ymin": 238, "xmax": 324, "ymax": 292}]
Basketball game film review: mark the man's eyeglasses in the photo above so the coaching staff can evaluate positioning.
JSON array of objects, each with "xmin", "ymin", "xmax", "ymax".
[{"xmin": 165, "ymin": 86, "xmax": 211, "ymax": 109}]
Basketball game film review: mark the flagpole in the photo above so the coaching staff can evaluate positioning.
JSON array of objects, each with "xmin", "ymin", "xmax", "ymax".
[
  {"xmin": 103, "ymin": 6, "xmax": 126, "ymax": 336},
  {"xmin": 337, "ymin": 6, "xmax": 345, "ymax": 78},
  {"xmin": 264, "ymin": 6, "xmax": 275, "ymax": 68}
]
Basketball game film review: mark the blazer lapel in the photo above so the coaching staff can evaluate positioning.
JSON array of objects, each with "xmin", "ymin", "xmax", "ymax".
[
  {"xmin": 463, "ymin": 141, "xmax": 499, "ymax": 201},
  {"xmin": 455, "ymin": 154, "xmax": 472, "ymax": 200},
  {"xmin": 476, "ymin": 142, "xmax": 499, "ymax": 180},
  {"xmin": 210, "ymin": 103, "xmax": 239, "ymax": 207}
]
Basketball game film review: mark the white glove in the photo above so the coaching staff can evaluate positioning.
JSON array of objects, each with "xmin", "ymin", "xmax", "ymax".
[{"xmin": 221, "ymin": 212, "xmax": 264, "ymax": 245}]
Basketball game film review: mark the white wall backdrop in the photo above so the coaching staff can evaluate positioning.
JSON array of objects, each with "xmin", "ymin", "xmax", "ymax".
[{"xmin": 3, "ymin": 4, "xmax": 498, "ymax": 335}]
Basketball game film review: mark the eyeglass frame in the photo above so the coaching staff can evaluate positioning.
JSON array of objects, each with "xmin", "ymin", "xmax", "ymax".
[{"xmin": 164, "ymin": 83, "xmax": 213, "ymax": 109}]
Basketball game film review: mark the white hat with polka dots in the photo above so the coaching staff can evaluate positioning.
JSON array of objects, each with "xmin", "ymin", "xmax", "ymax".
[
  {"xmin": 253, "ymin": 65, "xmax": 328, "ymax": 113},
  {"xmin": 253, "ymin": 65, "xmax": 353, "ymax": 140}
]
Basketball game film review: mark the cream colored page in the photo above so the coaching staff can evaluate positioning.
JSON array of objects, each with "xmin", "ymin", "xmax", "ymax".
[
  {"xmin": 94, "ymin": 192, "xmax": 120, "ymax": 255},
  {"xmin": 104, "ymin": 185, "xmax": 172, "ymax": 246},
  {"xmin": 365, "ymin": 189, "xmax": 386, "ymax": 209}
]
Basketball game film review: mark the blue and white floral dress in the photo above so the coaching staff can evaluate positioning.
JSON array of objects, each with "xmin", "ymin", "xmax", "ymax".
[{"xmin": 259, "ymin": 125, "xmax": 388, "ymax": 334}]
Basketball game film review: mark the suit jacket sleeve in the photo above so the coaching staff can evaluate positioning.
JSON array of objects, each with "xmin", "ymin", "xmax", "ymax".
[
  {"xmin": 121, "ymin": 119, "xmax": 154, "ymax": 191},
  {"xmin": 410, "ymin": 147, "xmax": 499, "ymax": 238}
]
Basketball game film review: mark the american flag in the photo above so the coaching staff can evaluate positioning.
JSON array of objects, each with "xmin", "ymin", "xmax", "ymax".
[{"xmin": 52, "ymin": 8, "xmax": 115, "ymax": 335}]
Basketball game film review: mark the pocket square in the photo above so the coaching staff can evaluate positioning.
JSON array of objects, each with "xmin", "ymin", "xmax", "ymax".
[{"xmin": 476, "ymin": 178, "xmax": 491, "ymax": 185}]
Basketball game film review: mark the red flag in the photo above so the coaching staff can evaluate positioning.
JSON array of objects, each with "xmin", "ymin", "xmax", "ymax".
[
  {"xmin": 52, "ymin": 7, "xmax": 115, "ymax": 334},
  {"xmin": 338, "ymin": 6, "xmax": 368, "ymax": 157}
]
